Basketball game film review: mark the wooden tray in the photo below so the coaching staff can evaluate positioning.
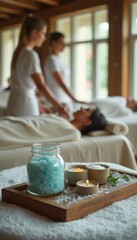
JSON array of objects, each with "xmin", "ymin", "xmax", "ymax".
[{"xmin": 2, "ymin": 169, "xmax": 137, "ymax": 222}]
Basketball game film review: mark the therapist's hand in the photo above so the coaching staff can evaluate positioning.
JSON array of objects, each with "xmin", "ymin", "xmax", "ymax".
[
  {"xmin": 56, "ymin": 104, "xmax": 70, "ymax": 119},
  {"xmin": 39, "ymin": 104, "xmax": 53, "ymax": 114}
]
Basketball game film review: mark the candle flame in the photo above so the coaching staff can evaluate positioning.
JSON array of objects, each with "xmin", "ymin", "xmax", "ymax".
[
  {"xmin": 73, "ymin": 168, "xmax": 85, "ymax": 172},
  {"xmin": 86, "ymin": 180, "xmax": 89, "ymax": 186}
]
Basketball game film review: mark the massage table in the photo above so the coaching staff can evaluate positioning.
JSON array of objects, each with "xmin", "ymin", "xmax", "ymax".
[
  {"xmin": 0, "ymin": 134, "xmax": 136, "ymax": 170},
  {"xmin": 91, "ymin": 97, "xmax": 137, "ymax": 156},
  {"xmin": 112, "ymin": 112, "xmax": 137, "ymax": 156},
  {"xmin": 0, "ymin": 114, "xmax": 136, "ymax": 171},
  {"xmin": 0, "ymin": 162, "xmax": 137, "ymax": 240}
]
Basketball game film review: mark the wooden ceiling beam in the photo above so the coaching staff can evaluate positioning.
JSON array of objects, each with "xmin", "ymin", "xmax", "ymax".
[
  {"xmin": 0, "ymin": 6, "xmax": 23, "ymax": 15},
  {"xmin": 0, "ymin": 13, "xmax": 10, "ymax": 20},
  {"xmin": 36, "ymin": 0, "xmax": 59, "ymax": 6},
  {"xmin": 0, "ymin": 0, "xmax": 40, "ymax": 10},
  {"xmin": 0, "ymin": 0, "xmax": 108, "ymax": 29},
  {"xmin": 40, "ymin": 0, "xmax": 109, "ymax": 18}
]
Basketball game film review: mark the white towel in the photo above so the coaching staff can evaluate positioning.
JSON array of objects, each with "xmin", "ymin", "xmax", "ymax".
[
  {"xmin": 88, "ymin": 130, "xmax": 110, "ymax": 136},
  {"xmin": 88, "ymin": 119, "xmax": 129, "ymax": 136},
  {"xmin": 105, "ymin": 118, "xmax": 129, "ymax": 135}
]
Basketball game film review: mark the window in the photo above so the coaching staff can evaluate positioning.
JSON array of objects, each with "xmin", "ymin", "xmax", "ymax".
[
  {"xmin": 0, "ymin": 26, "xmax": 20, "ymax": 87},
  {"xmin": 56, "ymin": 7, "xmax": 108, "ymax": 101},
  {"xmin": 130, "ymin": 2, "xmax": 137, "ymax": 98}
]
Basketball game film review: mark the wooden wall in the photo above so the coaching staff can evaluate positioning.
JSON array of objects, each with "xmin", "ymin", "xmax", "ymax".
[
  {"xmin": 0, "ymin": 0, "xmax": 131, "ymax": 97},
  {"xmin": 109, "ymin": 0, "xmax": 123, "ymax": 96}
]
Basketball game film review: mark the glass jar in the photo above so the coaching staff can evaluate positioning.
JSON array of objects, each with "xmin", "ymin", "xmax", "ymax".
[{"xmin": 27, "ymin": 142, "xmax": 65, "ymax": 196}]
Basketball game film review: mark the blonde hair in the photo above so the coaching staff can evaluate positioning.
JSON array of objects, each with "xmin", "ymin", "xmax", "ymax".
[{"xmin": 11, "ymin": 15, "xmax": 46, "ymax": 68}]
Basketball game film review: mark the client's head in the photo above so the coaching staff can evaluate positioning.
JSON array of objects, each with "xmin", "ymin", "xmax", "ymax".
[
  {"xmin": 127, "ymin": 98, "xmax": 137, "ymax": 112},
  {"xmin": 72, "ymin": 107, "xmax": 107, "ymax": 135}
]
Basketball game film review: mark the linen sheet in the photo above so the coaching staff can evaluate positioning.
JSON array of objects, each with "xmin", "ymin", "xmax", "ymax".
[
  {"xmin": 0, "ymin": 114, "xmax": 80, "ymax": 150},
  {"xmin": 92, "ymin": 96, "xmax": 132, "ymax": 117},
  {"xmin": 0, "ymin": 114, "xmax": 129, "ymax": 151},
  {"xmin": 113, "ymin": 112, "xmax": 137, "ymax": 155},
  {"xmin": 0, "ymin": 135, "xmax": 136, "ymax": 170}
]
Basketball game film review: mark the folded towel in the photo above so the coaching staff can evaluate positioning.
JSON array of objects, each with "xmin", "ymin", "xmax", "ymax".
[
  {"xmin": 88, "ymin": 119, "xmax": 129, "ymax": 136},
  {"xmin": 105, "ymin": 118, "xmax": 129, "ymax": 135},
  {"xmin": 88, "ymin": 130, "xmax": 110, "ymax": 136}
]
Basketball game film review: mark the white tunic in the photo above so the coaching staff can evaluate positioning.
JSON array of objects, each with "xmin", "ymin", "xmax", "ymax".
[
  {"xmin": 44, "ymin": 54, "xmax": 71, "ymax": 105},
  {"xmin": 6, "ymin": 47, "xmax": 42, "ymax": 116}
]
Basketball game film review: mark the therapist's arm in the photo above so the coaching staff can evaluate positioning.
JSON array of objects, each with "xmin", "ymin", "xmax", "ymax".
[
  {"xmin": 53, "ymin": 71, "xmax": 77, "ymax": 101},
  {"xmin": 31, "ymin": 72, "xmax": 69, "ymax": 118},
  {"xmin": 53, "ymin": 71, "xmax": 89, "ymax": 105}
]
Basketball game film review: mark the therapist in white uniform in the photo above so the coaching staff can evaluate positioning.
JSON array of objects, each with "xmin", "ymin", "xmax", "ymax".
[
  {"xmin": 44, "ymin": 32, "xmax": 87, "ymax": 114},
  {"xmin": 6, "ymin": 16, "xmax": 69, "ymax": 118}
]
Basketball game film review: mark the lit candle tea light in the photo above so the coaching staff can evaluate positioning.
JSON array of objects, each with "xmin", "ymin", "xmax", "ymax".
[
  {"xmin": 76, "ymin": 179, "xmax": 99, "ymax": 195},
  {"xmin": 69, "ymin": 168, "xmax": 86, "ymax": 172},
  {"xmin": 86, "ymin": 180, "xmax": 89, "ymax": 186},
  {"xmin": 66, "ymin": 165, "xmax": 88, "ymax": 185}
]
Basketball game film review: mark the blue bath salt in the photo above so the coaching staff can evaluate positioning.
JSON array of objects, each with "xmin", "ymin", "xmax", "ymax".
[{"xmin": 27, "ymin": 155, "xmax": 64, "ymax": 196}]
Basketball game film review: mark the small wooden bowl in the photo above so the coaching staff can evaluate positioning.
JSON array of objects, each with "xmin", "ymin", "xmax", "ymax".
[
  {"xmin": 87, "ymin": 163, "xmax": 110, "ymax": 184},
  {"xmin": 66, "ymin": 164, "xmax": 88, "ymax": 185}
]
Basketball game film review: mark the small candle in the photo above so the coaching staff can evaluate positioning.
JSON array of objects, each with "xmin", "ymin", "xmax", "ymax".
[
  {"xmin": 68, "ymin": 168, "xmax": 87, "ymax": 172},
  {"xmin": 66, "ymin": 165, "xmax": 88, "ymax": 185},
  {"xmin": 79, "ymin": 180, "xmax": 95, "ymax": 187},
  {"xmin": 76, "ymin": 180, "xmax": 99, "ymax": 195}
]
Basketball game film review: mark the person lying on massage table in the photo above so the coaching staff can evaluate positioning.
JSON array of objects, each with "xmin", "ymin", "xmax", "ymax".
[
  {"xmin": 84, "ymin": 96, "xmax": 137, "ymax": 119},
  {"xmin": 70, "ymin": 107, "xmax": 107, "ymax": 135},
  {"xmin": 0, "ymin": 107, "xmax": 107, "ymax": 150}
]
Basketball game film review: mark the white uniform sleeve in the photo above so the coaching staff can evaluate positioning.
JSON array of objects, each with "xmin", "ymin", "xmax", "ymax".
[
  {"xmin": 24, "ymin": 50, "xmax": 42, "ymax": 75},
  {"xmin": 48, "ymin": 56, "xmax": 60, "ymax": 73}
]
